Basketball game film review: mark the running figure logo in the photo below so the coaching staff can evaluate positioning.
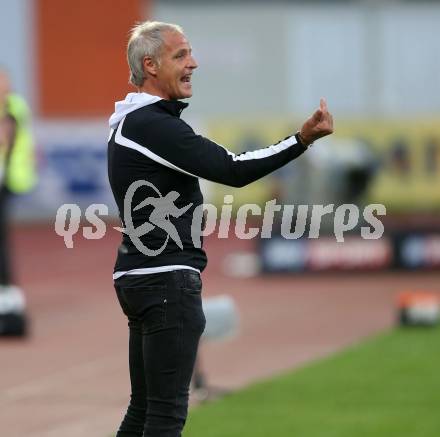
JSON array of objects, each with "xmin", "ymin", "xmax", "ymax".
[{"xmin": 119, "ymin": 180, "xmax": 193, "ymax": 256}]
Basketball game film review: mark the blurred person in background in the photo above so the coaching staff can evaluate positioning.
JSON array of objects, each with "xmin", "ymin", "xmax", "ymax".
[
  {"xmin": 108, "ymin": 21, "xmax": 333, "ymax": 437},
  {"xmin": 0, "ymin": 68, "xmax": 37, "ymax": 336}
]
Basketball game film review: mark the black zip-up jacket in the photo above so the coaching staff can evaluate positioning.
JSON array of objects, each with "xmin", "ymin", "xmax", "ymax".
[{"xmin": 108, "ymin": 97, "xmax": 308, "ymax": 278}]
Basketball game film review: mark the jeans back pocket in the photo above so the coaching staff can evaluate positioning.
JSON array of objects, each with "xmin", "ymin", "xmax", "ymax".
[
  {"xmin": 121, "ymin": 285, "xmax": 167, "ymax": 333},
  {"xmin": 182, "ymin": 272, "xmax": 202, "ymax": 294}
]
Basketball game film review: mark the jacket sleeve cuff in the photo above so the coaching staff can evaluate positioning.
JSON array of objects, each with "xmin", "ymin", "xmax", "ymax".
[{"xmin": 294, "ymin": 132, "xmax": 311, "ymax": 151}]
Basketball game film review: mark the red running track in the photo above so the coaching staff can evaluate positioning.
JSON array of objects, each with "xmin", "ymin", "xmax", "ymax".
[{"xmin": 0, "ymin": 224, "xmax": 439, "ymax": 436}]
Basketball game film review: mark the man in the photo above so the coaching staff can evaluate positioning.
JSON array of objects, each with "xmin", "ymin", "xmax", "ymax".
[
  {"xmin": 0, "ymin": 69, "xmax": 36, "ymax": 336},
  {"xmin": 108, "ymin": 21, "xmax": 333, "ymax": 437}
]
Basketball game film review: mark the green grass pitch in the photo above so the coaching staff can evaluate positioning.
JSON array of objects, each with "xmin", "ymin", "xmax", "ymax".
[{"xmin": 184, "ymin": 326, "xmax": 440, "ymax": 437}]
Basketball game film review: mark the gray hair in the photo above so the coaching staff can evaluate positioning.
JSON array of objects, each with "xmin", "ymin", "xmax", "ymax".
[{"xmin": 127, "ymin": 21, "xmax": 184, "ymax": 87}]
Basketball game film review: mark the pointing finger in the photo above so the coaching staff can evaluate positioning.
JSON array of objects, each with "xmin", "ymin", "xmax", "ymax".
[{"xmin": 320, "ymin": 98, "xmax": 328, "ymax": 112}]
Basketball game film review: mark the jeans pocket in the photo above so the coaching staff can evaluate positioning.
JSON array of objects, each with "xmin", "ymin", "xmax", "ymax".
[
  {"xmin": 121, "ymin": 286, "xmax": 167, "ymax": 333},
  {"xmin": 182, "ymin": 272, "xmax": 202, "ymax": 295}
]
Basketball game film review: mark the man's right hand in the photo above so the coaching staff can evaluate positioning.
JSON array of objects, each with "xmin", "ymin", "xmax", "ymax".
[{"xmin": 299, "ymin": 98, "xmax": 334, "ymax": 146}]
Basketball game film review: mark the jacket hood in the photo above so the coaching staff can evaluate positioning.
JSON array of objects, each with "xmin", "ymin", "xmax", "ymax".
[{"xmin": 109, "ymin": 92, "xmax": 162, "ymax": 128}]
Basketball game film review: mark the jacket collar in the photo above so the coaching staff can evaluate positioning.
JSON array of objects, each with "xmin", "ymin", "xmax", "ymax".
[
  {"xmin": 155, "ymin": 99, "xmax": 189, "ymax": 117},
  {"xmin": 109, "ymin": 93, "xmax": 189, "ymax": 128}
]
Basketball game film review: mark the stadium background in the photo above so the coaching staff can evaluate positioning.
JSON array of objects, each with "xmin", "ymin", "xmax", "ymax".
[{"xmin": 1, "ymin": 0, "xmax": 439, "ymax": 436}]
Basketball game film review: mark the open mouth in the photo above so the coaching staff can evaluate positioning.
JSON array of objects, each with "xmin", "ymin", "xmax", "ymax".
[{"xmin": 181, "ymin": 74, "xmax": 191, "ymax": 83}]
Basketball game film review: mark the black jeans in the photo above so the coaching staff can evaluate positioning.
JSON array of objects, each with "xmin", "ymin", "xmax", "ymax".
[
  {"xmin": 0, "ymin": 187, "xmax": 12, "ymax": 286},
  {"xmin": 114, "ymin": 270, "xmax": 206, "ymax": 437}
]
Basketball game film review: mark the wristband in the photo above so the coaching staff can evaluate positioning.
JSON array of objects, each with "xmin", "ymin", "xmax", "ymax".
[{"xmin": 295, "ymin": 132, "xmax": 313, "ymax": 149}]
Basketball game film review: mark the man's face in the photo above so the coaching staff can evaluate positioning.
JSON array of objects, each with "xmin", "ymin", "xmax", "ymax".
[{"xmin": 154, "ymin": 31, "xmax": 198, "ymax": 100}]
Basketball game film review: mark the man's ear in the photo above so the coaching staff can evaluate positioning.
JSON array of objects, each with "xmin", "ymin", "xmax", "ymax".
[{"xmin": 143, "ymin": 56, "xmax": 158, "ymax": 77}]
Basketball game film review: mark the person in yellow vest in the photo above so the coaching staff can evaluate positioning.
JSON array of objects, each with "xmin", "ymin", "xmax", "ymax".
[{"xmin": 0, "ymin": 68, "xmax": 37, "ymax": 336}]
